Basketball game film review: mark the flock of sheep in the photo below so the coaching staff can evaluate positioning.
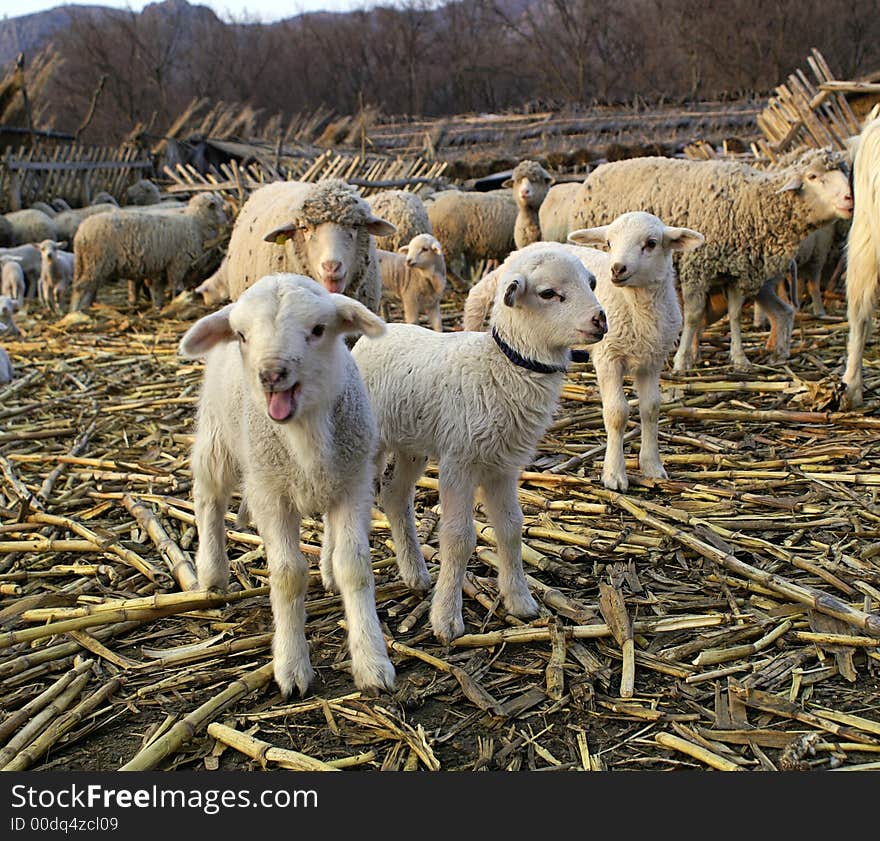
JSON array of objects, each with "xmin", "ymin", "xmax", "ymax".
[{"xmin": 3, "ymin": 114, "xmax": 880, "ymax": 697}]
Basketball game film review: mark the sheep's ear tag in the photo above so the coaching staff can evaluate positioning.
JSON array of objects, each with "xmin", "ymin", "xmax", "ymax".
[{"xmin": 274, "ymin": 234, "xmax": 287, "ymax": 245}]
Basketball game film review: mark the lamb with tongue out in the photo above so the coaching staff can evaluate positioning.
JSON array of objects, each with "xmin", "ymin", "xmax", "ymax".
[{"xmin": 179, "ymin": 272, "xmax": 395, "ymax": 698}]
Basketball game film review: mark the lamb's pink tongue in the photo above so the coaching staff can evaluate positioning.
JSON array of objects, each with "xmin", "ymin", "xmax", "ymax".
[{"xmin": 267, "ymin": 389, "xmax": 293, "ymax": 421}]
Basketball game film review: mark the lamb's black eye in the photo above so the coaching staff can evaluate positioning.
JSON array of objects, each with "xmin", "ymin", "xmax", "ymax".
[
  {"xmin": 236, "ymin": 331, "xmax": 246, "ymax": 343},
  {"xmin": 538, "ymin": 288, "xmax": 556, "ymax": 300},
  {"xmin": 645, "ymin": 238, "xmax": 657, "ymax": 250},
  {"xmin": 312, "ymin": 323, "xmax": 326, "ymax": 337}
]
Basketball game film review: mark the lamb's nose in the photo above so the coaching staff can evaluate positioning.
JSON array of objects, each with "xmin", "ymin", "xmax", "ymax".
[
  {"xmin": 260, "ymin": 367, "xmax": 288, "ymax": 389},
  {"xmin": 322, "ymin": 260, "xmax": 342, "ymax": 275},
  {"xmin": 593, "ymin": 311, "xmax": 608, "ymax": 334},
  {"xmin": 611, "ymin": 262, "xmax": 627, "ymax": 278}
]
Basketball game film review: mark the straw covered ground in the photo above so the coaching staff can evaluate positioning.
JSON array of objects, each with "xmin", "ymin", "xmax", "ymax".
[{"xmin": 2, "ymin": 280, "xmax": 880, "ymax": 773}]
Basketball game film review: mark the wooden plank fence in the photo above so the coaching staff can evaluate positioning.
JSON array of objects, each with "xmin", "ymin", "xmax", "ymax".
[{"xmin": 1, "ymin": 143, "xmax": 154, "ymax": 211}]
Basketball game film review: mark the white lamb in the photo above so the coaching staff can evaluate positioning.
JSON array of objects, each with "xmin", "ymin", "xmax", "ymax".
[
  {"xmin": 37, "ymin": 239, "xmax": 74, "ymax": 314},
  {"xmin": 843, "ymin": 116, "xmax": 880, "ymax": 409},
  {"xmin": 0, "ymin": 256, "xmax": 25, "ymax": 307},
  {"xmin": 376, "ymin": 233, "xmax": 447, "ymax": 331},
  {"xmin": 0, "ymin": 345, "xmax": 12, "ymax": 385},
  {"xmin": 179, "ymin": 273, "xmax": 395, "ymax": 697},
  {"xmin": 0, "ymin": 295, "xmax": 20, "ymax": 339},
  {"xmin": 352, "ymin": 246, "xmax": 607, "ymax": 643},
  {"xmin": 464, "ymin": 212, "xmax": 704, "ymax": 491}
]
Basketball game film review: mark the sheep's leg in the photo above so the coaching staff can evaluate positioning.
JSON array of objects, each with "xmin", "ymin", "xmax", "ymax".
[
  {"xmin": 69, "ymin": 280, "xmax": 96, "ymax": 312},
  {"xmin": 672, "ymin": 284, "xmax": 705, "ymax": 372},
  {"xmin": 756, "ymin": 281, "xmax": 793, "ymax": 363},
  {"xmin": 428, "ymin": 301, "xmax": 443, "ymax": 332},
  {"xmin": 634, "ymin": 368, "xmax": 666, "ymax": 480},
  {"xmin": 842, "ymin": 279, "xmax": 877, "ymax": 410},
  {"xmin": 379, "ymin": 451, "xmax": 431, "ymax": 593},
  {"xmin": 595, "ymin": 357, "xmax": 629, "ymax": 491},
  {"xmin": 318, "ymin": 514, "xmax": 338, "ymax": 594},
  {"xmin": 807, "ymin": 268, "xmax": 827, "ymax": 317},
  {"xmin": 726, "ymin": 285, "xmax": 751, "ymax": 371},
  {"xmin": 248, "ymin": 486, "xmax": 313, "ymax": 697},
  {"xmin": 479, "ymin": 472, "xmax": 538, "ymax": 620},
  {"xmin": 431, "ymin": 465, "xmax": 476, "ymax": 644},
  {"xmin": 401, "ymin": 292, "xmax": 420, "ymax": 326},
  {"xmin": 192, "ymin": 426, "xmax": 236, "ymax": 592},
  {"xmin": 325, "ymin": 499, "xmax": 395, "ymax": 693}
]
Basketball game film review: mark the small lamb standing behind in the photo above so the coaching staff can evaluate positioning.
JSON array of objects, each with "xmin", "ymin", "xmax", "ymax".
[
  {"xmin": 0, "ymin": 295, "xmax": 21, "ymax": 338},
  {"xmin": 37, "ymin": 239, "xmax": 74, "ymax": 314},
  {"xmin": 568, "ymin": 212, "xmax": 704, "ymax": 490},
  {"xmin": 179, "ymin": 273, "xmax": 395, "ymax": 697},
  {"xmin": 352, "ymin": 246, "xmax": 607, "ymax": 643},
  {"xmin": 376, "ymin": 233, "xmax": 447, "ymax": 331},
  {"xmin": 0, "ymin": 256, "xmax": 25, "ymax": 308}
]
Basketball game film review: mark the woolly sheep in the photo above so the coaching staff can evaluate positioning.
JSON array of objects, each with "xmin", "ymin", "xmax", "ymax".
[
  {"xmin": 366, "ymin": 189, "xmax": 432, "ymax": 252},
  {"xmin": 125, "ymin": 179, "xmax": 161, "ymax": 206},
  {"xmin": 538, "ymin": 181, "xmax": 583, "ymax": 244},
  {"xmin": 37, "ymin": 239, "xmax": 74, "ymax": 314},
  {"xmin": 3, "ymin": 209, "xmax": 58, "ymax": 246},
  {"xmin": 0, "ymin": 245, "xmax": 41, "ymax": 299},
  {"xmin": 426, "ymin": 188, "xmax": 517, "ymax": 281},
  {"xmin": 563, "ymin": 150, "xmax": 853, "ymax": 371},
  {"xmin": 0, "ymin": 256, "xmax": 25, "ymax": 307},
  {"xmin": 53, "ymin": 204, "xmax": 120, "ymax": 243},
  {"xmin": 30, "ymin": 201, "xmax": 57, "ymax": 218},
  {"xmin": 195, "ymin": 255, "xmax": 230, "ymax": 307},
  {"xmin": 70, "ymin": 192, "xmax": 227, "ymax": 311},
  {"xmin": 503, "ymin": 160, "xmax": 554, "ymax": 248},
  {"xmin": 50, "ymin": 198, "xmax": 72, "ymax": 213},
  {"xmin": 0, "ymin": 295, "xmax": 20, "ymax": 339},
  {"xmin": 90, "ymin": 192, "xmax": 118, "ymax": 206},
  {"xmin": 351, "ymin": 246, "xmax": 607, "ymax": 643},
  {"xmin": 843, "ymin": 116, "xmax": 880, "ymax": 409},
  {"xmin": 179, "ymin": 272, "xmax": 395, "ymax": 696},
  {"xmin": 0, "ymin": 345, "xmax": 12, "ymax": 385},
  {"xmin": 0, "ymin": 217, "xmax": 14, "ymax": 248},
  {"xmin": 226, "ymin": 179, "xmax": 395, "ymax": 315},
  {"xmin": 376, "ymin": 233, "xmax": 447, "ymax": 331}
]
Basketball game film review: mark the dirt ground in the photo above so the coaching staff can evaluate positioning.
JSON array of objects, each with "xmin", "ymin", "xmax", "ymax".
[{"xmin": 2, "ymin": 278, "xmax": 880, "ymax": 773}]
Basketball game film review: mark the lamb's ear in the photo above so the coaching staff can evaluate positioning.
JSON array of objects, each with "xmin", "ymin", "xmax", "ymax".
[
  {"xmin": 330, "ymin": 294, "xmax": 386, "ymax": 339},
  {"xmin": 664, "ymin": 226, "xmax": 705, "ymax": 252},
  {"xmin": 503, "ymin": 273, "xmax": 527, "ymax": 307},
  {"xmin": 430, "ymin": 241, "xmax": 442, "ymax": 254},
  {"xmin": 263, "ymin": 222, "xmax": 301, "ymax": 245},
  {"xmin": 776, "ymin": 173, "xmax": 804, "ymax": 193},
  {"xmin": 397, "ymin": 244, "xmax": 409, "ymax": 254},
  {"xmin": 54, "ymin": 240, "xmax": 68, "ymax": 249},
  {"xmin": 568, "ymin": 226, "xmax": 608, "ymax": 247},
  {"xmin": 502, "ymin": 178, "xmax": 514, "ymax": 189},
  {"xmin": 178, "ymin": 304, "xmax": 235, "ymax": 358},
  {"xmin": 545, "ymin": 173, "xmax": 556, "ymax": 186},
  {"xmin": 365, "ymin": 215, "xmax": 397, "ymax": 238}
]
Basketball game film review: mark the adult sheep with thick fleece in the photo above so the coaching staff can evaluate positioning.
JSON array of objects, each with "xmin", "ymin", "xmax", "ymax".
[
  {"xmin": 842, "ymin": 116, "xmax": 880, "ymax": 409},
  {"xmin": 561, "ymin": 149, "xmax": 853, "ymax": 371},
  {"xmin": 225, "ymin": 178, "xmax": 395, "ymax": 314},
  {"xmin": 179, "ymin": 272, "xmax": 395, "ymax": 696},
  {"xmin": 53, "ymin": 204, "xmax": 123, "ymax": 243},
  {"xmin": 352, "ymin": 245, "xmax": 607, "ymax": 643},
  {"xmin": 426, "ymin": 188, "xmax": 517, "ymax": 281},
  {"xmin": 366, "ymin": 189, "xmax": 432, "ymax": 252},
  {"xmin": 3, "ymin": 209, "xmax": 58, "ymax": 246},
  {"xmin": 538, "ymin": 181, "xmax": 583, "ymax": 244},
  {"xmin": 504, "ymin": 160, "xmax": 555, "ymax": 248},
  {"xmin": 465, "ymin": 212, "xmax": 704, "ymax": 491},
  {"xmin": 70, "ymin": 192, "xmax": 227, "ymax": 311},
  {"xmin": 376, "ymin": 233, "xmax": 446, "ymax": 331}
]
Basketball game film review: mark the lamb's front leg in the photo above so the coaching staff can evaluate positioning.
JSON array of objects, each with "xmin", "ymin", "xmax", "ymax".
[
  {"xmin": 479, "ymin": 472, "xmax": 538, "ymax": 620},
  {"xmin": 428, "ymin": 301, "xmax": 443, "ymax": 332},
  {"xmin": 192, "ymin": 425, "xmax": 236, "ymax": 591},
  {"xmin": 726, "ymin": 285, "xmax": 752, "ymax": 371},
  {"xmin": 248, "ymin": 484, "xmax": 312, "ymax": 697},
  {"xmin": 595, "ymin": 356, "xmax": 629, "ymax": 491},
  {"xmin": 431, "ymin": 466, "xmax": 476, "ymax": 644},
  {"xmin": 842, "ymin": 279, "xmax": 876, "ymax": 409},
  {"xmin": 634, "ymin": 367, "xmax": 666, "ymax": 480},
  {"xmin": 326, "ymin": 497, "xmax": 395, "ymax": 693}
]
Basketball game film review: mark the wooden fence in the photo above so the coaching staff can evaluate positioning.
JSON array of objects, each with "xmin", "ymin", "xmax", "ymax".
[{"xmin": 1, "ymin": 143, "xmax": 154, "ymax": 211}]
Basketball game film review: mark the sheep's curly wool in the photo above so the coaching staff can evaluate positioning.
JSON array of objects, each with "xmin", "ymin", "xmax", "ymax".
[{"xmin": 298, "ymin": 179, "xmax": 377, "ymax": 228}]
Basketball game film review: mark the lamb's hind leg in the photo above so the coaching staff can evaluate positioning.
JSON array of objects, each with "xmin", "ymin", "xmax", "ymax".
[
  {"xmin": 672, "ymin": 284, "xmax": 706, "ymax": 372},
  {"xmin": 379, "ymin": 450, "xmax": 431, "ymax": 593},
  {"xmin": 634, "ymin": 367, "xmax": 666, "ymax": 480},
  {"xmin": 479, "ymin": 472, "xmax": 538, "ymax": 620},
  {"xmin": 431, "ymin": 464, "xmax": 476, "ymax": 644},
  {"xmin": 326, "ymin": 496, "xmax": 395, "ymax": 693},
  {"xmin": 192, "ymin": 421, "xmax": 237, "ymax": 591},
  {"xmin": 726, "ymin": 285, "xmax": 752, "ymax": 371},
  {"xmin": 756, "ymin": 280, "xmax": 793, "ymax": 364},
  {"xmin": 248, "ymin": 483, "xmax": 313, "ymax": 698}
]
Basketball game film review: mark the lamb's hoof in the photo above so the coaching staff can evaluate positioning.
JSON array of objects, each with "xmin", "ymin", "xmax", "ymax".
[
  {"xmin": 320, "ymin": 570, "xmax": 340, "ymax": 595},
  {"xmin": 401, "ymin": 567, "xmax": 432, "ymax": 595},
  {"xmin": 274, "ymin": 658, "xmax": 315, "ymax": 699},
  {"xmin": 766, "ymin": 351, "xmax": 790, "ymax": 366},
  {"xmin": 641, "ymin": 463, "xmax": 668, "ymax": 481},
  {"xmin": 504, "ymin": 590, "xmax": 539, "ymax": 620},
  {"xmin": 731, "ymin": 359, "xmax": 754, "ymax": 373},
  {"xmin": 840, "ymin": 388, "xmax": 863, "ymax": 412},
  {"xmin": 430, "ymin": 609, "xmax": 465, "ymax": 646},
  {"xmin": 602, "ymin": 471, "xmax": 629, "ymax": 493},
  {"xmin": 352, "ymin": 656, "xmax": 396, "ymax": 695}
]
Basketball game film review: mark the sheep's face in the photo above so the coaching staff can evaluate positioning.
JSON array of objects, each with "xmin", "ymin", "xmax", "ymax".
[
  {"xmin": 778, "ymin": 160, "xmax": 853, "ymax": 223},
  {"xmin": 504, "ymin": 164, "xmax": 554, "ymax": 210},
  {"xmin": 568, "ymin": 211, "xmax": 704, "ymax": 289},
  {"xmin": 188, "ymin": 193, "xmax": 228, "ymax": 232},
  {"xmin": 492, "ymin": 249, "xmax": 607, "ymax": 352},
  {"xmin": 179, "ymin": 274, "xmax": 385, "ymax": 424},
  {"xmin": 401, "ymin": 234, "xmax": 443, "ymax": 270},
  {"xmin": 195, "ymin": 263, "xmax": 229, "ymax": 308}
]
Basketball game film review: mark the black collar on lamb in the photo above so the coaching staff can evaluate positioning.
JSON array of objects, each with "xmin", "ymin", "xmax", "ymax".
[{"xmin": 491, "ymin": 327, "xmax": 583, "ymax": 373}]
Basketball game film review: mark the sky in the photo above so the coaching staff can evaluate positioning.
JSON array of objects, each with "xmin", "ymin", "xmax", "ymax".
[{"xmin": 3, "ymin": 0, "xmax": 370, "ymax": 24}]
